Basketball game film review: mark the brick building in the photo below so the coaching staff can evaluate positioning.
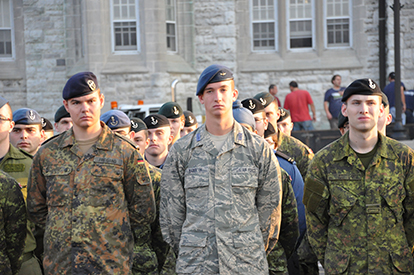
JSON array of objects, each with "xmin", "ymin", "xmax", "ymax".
[{"xmin": 1, "ymin": 0, "xmax": 413, "ymax": 129}]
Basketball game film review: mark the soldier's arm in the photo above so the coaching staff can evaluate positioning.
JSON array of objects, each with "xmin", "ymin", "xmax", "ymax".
[
  {"xmin": 302, "ymin": 157, "xmax": 330, "ymax": 265},
  {"xmin": 27, "ymin": 152, "xmax": 48, "ymax": 228},
  {"xmin": 160, "ymin": 146, "xmax": 186, "ymax": 255},
  {"xmin": 4, "ymin": 178, "xmax": 27, "ymax": 274},
  {"xmin": 403, "ymin": 156, "xmax": 414, "ymax": 248},
  {"xmin": 278, "ymin": 169, "xmax": 299, "ymax": 260},
  {"xmin": 257, "ymin": 144, "xmax": 283, "ymax": 254},
  {"xmin": 125, "ymin": 149, "xmax": 156, "ymax": 227}
]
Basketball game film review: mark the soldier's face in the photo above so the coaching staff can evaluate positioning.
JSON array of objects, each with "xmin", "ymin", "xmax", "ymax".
[
  {"xmin": 10, "ymin": 124, "xmax": 45, "ymax": 155},
  {"xmin": 253, "ymin": 112, "xmax": 268, "ymax": 137},
  {"xmin": 168, "ymin": 117, "xmax": 184, "ymax": 143},
  {"xmin": 133, "ymin": 130, "xmax": 149, "ymax": 154},
  {"xmin": 342, "ymin": 95, "xmax": 384, "ymax": 133},
  {"xmin": 0, "ymin": 105, "xmax": 14, "ymax": 147},
  {"xmin": 264, "ymin": 102, "xmax": 280, "ymax": 129},
  {"xmin": 198, "ymin": 80, "xmax": 238, "ymax": 117},
  {"xmin": 181, "ymin": 124, "xmax": 198, "ymax": 137},
  {"xmin": 54, "ymin": 117, "xmax": 73, "ymax": 133},
  {"xmin": 146, "ymin": 126, "xmax": 172, "ymax": 157},
  {"xmin": 277, "ymin": 117, "xmax": 294, "ymax": 137},
  {"xmin": 63, "ymin": 91, "xmax": 104, "ymax": 129}
]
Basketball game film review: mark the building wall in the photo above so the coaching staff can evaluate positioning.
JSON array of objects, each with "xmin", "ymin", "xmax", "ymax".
[{"xmin": 1, "ymin": 0, "xmax": 413, "ymax": 129}]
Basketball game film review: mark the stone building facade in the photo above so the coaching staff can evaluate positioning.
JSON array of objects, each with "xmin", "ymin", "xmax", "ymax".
[{"xmin": 0, "ymin": 0, "xmax": 413, "ymax": 129}]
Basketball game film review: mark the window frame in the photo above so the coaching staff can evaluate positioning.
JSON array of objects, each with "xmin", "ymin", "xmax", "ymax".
[
  {"xmin": 324, "ymin": 0, "xmax": 352, "ymax": 49},
  {"xmin": 109, "ymin": 0, "xmax": 140, "ymax": 55},
  {"xmin": 250, "ymin": 0, "xmax": 278, "ymax": 53},
  {"xmin": 166, "ymin": 0, "xmax": 177, "ymax": 53},
  {"xmin": 0, "ymin": 0, "xmax": 15, "ymax": 60},
  {"xmin": 286, "ymin": 0, "xmax": 315, "ymax": 51}
]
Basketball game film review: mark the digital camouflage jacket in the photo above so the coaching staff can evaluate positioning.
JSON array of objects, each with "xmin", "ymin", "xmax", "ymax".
[
  {"xmin": 304, "ymin": 132, "xmax": 414, "ymax": 274},
  {"xmin": 160, "ymin": 122, "xmax": 282, "ymax": 275},
  {"xmin": 27, "ymin": 123, "xmax": 155, "ymax": 275}
]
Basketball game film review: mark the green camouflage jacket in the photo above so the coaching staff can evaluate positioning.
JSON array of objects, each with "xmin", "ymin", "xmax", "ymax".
[
  {"xmin": 267, "ymin": 168, "xmax": 299, "ymax": 275},
  {"xmin": 160, "ymin": 121, "xmax": 282, "ymax": 274},
  {"xmin": 304, "ymin": 132, "xmax": 414, "ymax": 274},
  {"xmin": 27, "ymin": 123, "xmax": 156, "ymax": 275},
  {"xmin": 0, "ymin": 170, "xmax": 27, "ymax": 275},
  {"xmin": 277, "ymin": 131, "xmax": 313, "ymax": 179}
]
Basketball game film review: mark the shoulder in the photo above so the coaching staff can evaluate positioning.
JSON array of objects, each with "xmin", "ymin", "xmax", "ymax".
[
  {"xmin": 275, "ymin": 150, "xmax": 295, "ymax": 164},
  {"xmin": 0, "ymin": 170, "xmax": 21, "ymax": 191},
  {"xmin": 113, "ymin": 132, "xmax": 139, "ymax": 150},
  {"xmin": 283, "ymin": 134, "xmax": 314, "ymax": 155}
]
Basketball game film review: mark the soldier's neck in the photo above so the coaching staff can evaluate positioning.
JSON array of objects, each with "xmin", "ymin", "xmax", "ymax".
[
  {"xmin": 348, "ymin": 129, "xmax": 379, "ymax": 154},
  {"xmin": 204, "ymin": 114, "xmax": 234, "ymax": 136},
  {"xmin": 72, "ymin": 123, "xmax": 102, "ymax": 141}
]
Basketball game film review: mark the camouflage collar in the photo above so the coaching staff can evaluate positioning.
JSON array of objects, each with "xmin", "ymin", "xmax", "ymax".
[{"xmin": 6, "ymin": 143, "xmax": 33, "ymax": 160}]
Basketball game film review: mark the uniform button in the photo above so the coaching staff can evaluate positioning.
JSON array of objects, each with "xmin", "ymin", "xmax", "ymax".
[
  {"xmin": 74, "ymin": 192, "xmax": 78, "ymax": 197},
  {"xmin": 72, "ymin": 217, "xmax": 77, "ymax": 223},
  {"xmin": 77, "ymin": 168, "xmax": 80, "ymax": 172}
]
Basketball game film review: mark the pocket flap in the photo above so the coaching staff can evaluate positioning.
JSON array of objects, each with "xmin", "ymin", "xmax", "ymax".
[
  {"xmin": 390, "ymin": 248, "xmax": 414, "ymax": 272},
  {"xmin": 180, "ymin": 232, "xmax": 208, "ymax": 247},
  {"xmin": 43, "ymin": 166, "xmax": 72, "ymax": 176}
]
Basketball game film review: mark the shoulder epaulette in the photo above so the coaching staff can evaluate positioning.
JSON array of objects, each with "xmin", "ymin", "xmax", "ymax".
[
  {"xmin": 114, "ymin": 132, "xmax": 139, "ymax": 149},
  {"xmin": 275, "ymin": 150, "xmax": 295, "ymax": 163}
]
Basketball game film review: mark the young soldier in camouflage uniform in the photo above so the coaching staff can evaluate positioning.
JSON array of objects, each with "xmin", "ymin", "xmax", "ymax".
[
  {"xmin": 304, "ymin": 78, "xmax": 414, "ymax": 274},
  {"xmin": 27, "ymin": 72, "xmax": 156, "ymax": 274},
  {"xmin": 0, "ymin": 96, "xmax": 43, "ymax": 275},
  {"xmin": 160, "ymin": 64, "xmax": 283, "ymax": 274},
  {"xmin": 0, "ymin": 170, "xmax": 27, "ymax": 275}
]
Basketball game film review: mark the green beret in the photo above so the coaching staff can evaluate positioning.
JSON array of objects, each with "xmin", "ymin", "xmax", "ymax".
[
  {"xmin": 253, "ymin": 92, "xmax": 275, "ymax": 108},
  {"xmin": 41, "ymin": 117, "xmax": 54, "ymax": 131},
  {"xmin": 342, "ymin": 78, "xmax": 383, "ymax": 102},
  {"xmin": 158, "ymin": 102, "xmax": 183, "ymax": 119},
  {"xmin": 184, "ymin": 111, "xmax": 197, "ymax": 127},
  {"xmin": 130, "ymin": 118, "xmax": 147, "ymax": 133}
]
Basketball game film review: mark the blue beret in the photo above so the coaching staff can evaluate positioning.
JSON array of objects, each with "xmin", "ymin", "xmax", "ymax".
[
  {"xmin": 158, "ymin": 102, "xmax": 183, "ymax": 119},
  {"xmin": 342, "ymin": 78, "xmax": 382, "ymax": 102},
  {"xmin": 232, "ymin": 100, "xmax": 255, "ymax": 131},
  {"xmin": 12, "ymin": 108, "xmax": 42, "ymax": 125},
  {"xmin": 143, "ymin": 114, "xmax": 170, "ymax": 129},
  {"xmin": 54, "ymin": 105, "xmax": 70, "ymax": 122},
  {"xmin": 101, "ymin": 110, "xmax": 131, "ymax": 130},
  {"xmin": 196, "ymin": 64, "xmax": 234, "ymax": 96},
  {"xmin": 0, "ymin": 95, "xmax": 8, "ymax": 109},
  {"xmin": 130, "ymin": 118, "xmax": 147, "ymax": 133},
  {"xmin": 62, "ymin": 72, "xmax": 99, "ymax": 100}
]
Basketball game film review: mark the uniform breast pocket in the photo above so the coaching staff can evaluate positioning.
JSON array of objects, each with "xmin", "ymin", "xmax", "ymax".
[
  {"xmin": 90, "ymin": 165, "xmax": 123, "ymax": 207},
  {"xmin": 184, "ymin": 167, "xmax": 209, "ymax": 214},
  {"xmin": 43, "ymin": 166, "xmax": 72, "ymax": 207},
  {"xmin": 329, "ymin": 184, "xmax": 357, "ymax": 227},
  {"xmin": 381, "ymin": 180, "xmax": 406, "ymax": 224},
  {"xmin": 231, "ymin": 166, "xmax": 259, "ymax": 208}
]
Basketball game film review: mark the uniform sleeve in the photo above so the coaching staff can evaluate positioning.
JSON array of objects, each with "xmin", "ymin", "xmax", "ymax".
[
  {"xmin": 307, "ymin": 91, "xmax": 314, "ymax": 104},
  {"xmin": 257, "ymin": 144, "xmax": 283, "ymax": 254},
  {"xmin": 3, "ymin": 178, "xmax": 27, "ymax": 274},
  {"xmin": 27, "ymin": 151, "xmax": 48, "ymax": 229},
  {"xmin": 296, "ymin": 145, "xmax": 314, "ymax": 180},
  {"xmin": 125, "ymin": 149, "xmax": 156, "ymax": 227},
  {"xmin": 403, "ymin": 155, "xmax": 414, "ymax": 248},
  {"xmin": 290, "ymin": 163, "xmax": 307, "ymax": 241},
  {"xmin": 302, "ymin": 156, "xmax": 330, "ymax": 265},
  {"xmin": 159, "ymin": 145, "xmax": 186, "ymax": 255}
]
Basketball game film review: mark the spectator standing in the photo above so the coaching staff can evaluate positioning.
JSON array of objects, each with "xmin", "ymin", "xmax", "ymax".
[
  {"xmin": 383, "ymin": 72, "xmax": 406, "ymax": 124},
  {"xmin": 269, "ymin": 84, "xmax": 281, "ymax": 107},
  {"xmin": 284, "ymin": 81, "xmax": 316, "ymax": 131},
  {"xmin": 324, "ymin": 75, "xmax": 345, "ymax": 129},
  {"xmin": 404, "ymin": 88, "xmax": 414, "ymax": 124}
]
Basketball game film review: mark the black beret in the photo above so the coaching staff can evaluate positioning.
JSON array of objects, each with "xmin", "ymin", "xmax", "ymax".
[
  {"xmin": 158, "ymin": 102, "xmax": 183, "ymax": 119},
  {"xmin": 184, "ymin": 111, "xmax": 197, "ymax": 127},
  {"xmin": 264, "ymin": 122, "xmax": 277, "ymax": 139},
  {"xmin": 278, "ymin": 107, "xmax": 291, "ymax": 122},
  {"xmin": 100, "ymin": 110, "xmax": 131, "ymax": 130},
  {"xmin": 54, "ymin": 105, "xmax": 70, "ymax": 122},
  {"xmin": 196, "ymin": 64, "xmax": 234, "ymax": 96},
  {"xmin": 0, "ymin": 95, "xmax": 8, "ymax": 109},
  {"xmin": 341, "ymin": 78, "xmax": 383, "ymax": 102},
  {"xmin": 41, "ymin": 117, "xmax": 54, "ymax": 131},
  {"xmin": 337, "ymin": 111, "xmax": 348, "ymax": 129},
  {"xmin": 62, "ymin": 72, "xmax": 99, "ymax": 100},
  {"xmin": 143, "ymin": 114, "xmax": 170, "ymax": 129},
  {"xmin": 241, "ymin": 98, "xmax": 265, "ymax": 114},
  {"xmin": 130, "ymin": 118, "xmax": 147, "ymax": 133},
  {"xmin": 253, "ymin": 92, "xmax": 275, "ymax": 108},
  {"xmin": 381, "ymin": 92, "xmax": 389, "ymax": 107},
  {"xmin": 12, "ymin": 108, "xmax": 42, "ymax": 125}
]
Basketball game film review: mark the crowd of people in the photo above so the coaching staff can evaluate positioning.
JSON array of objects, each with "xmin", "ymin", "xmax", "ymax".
[{"xmin": 0, "ymin": 64, "xmax": 414, "ymax": 275}]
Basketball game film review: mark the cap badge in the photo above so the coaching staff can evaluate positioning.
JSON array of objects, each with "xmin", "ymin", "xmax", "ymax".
[
  {"xmin": 219, "ymin": 72, "xmax": 226, "ymax": 76},
  {"xmin": 131, "ymin": 121, "xmax": 138, "ymax": 129},
  {"xmin": 189, "ymin": 116, "xmax": 194, "ymax": 124},
  {"xmin": 259, "ymin": 98, "xmax": 266, "ymax": 106},
  {"xmin": 29, "ymin": 110, "xmax": 35, "ymax": 121},
  {"xmin": 173, "ymin": 106, "xmax": 179, "ymax": 115},
  {"xmin": 280, "ymin": 109, "xmax": 286, "ymax": 116},
  {"xmin": 151, "ymin": 116, "xmax": 158, "ymax": 125},
  {"xmin": 248, "ymin": 100, "xmax": 255, "ymax": 110},
  {"xmin": 87, "ymin": 80, "xmax": 96, "ymax": 91},
  {"xmin": 368, "ymin": 79, "xmax": 376, "ymax": 90},
  {"xmin": 109, "ymin": 116, "xmax": 118, "ymax": 126},
  {"xmin": 41, "ymin": 118, "xmax": 46, "ymax": 127}
]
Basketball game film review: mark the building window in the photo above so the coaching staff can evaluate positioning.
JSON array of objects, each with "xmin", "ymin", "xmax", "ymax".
[
  {"xmin": 288, "ymin": 0, "xmax": 313, "ymax": 49},
  {"xmin": 251, "ymin": 0, "xmax": 277, "ymax": 51},
  {"xmin": 166, "ymin": 0, "xmax": 177, "ymax": 52},
  {"xmin": 0, "ymin": 0, "xmax": 13, "ymax": 58},
  {"xmin": 326, "ymin": 0, "xmax": 350, "ymax": 47},
  {"xmin": 111, "ymin": 0, "xmax": 139, "ymax": 52}
]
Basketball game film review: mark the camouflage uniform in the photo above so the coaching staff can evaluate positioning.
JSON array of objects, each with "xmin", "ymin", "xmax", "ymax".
[
  {"xmin": 0, "ymin": 144, "xmax": 42, "ymax": 275},
  {"xmin": 277, "ymin": 130, "xmax": 313, "ymax": 179},
  {"xmin": 304, "ymin": 132, "xmax": 414, "ymax": 274},
  {"xmin": 160, "ymin": 122, "xmax": 282, "ymax": 274},
  {"xmin": 27, "ymin": 123, "xmax": 156, "ymax": 275},
  {"xmin": 0, "ymin": 170, "xmax": 27, "ymax": 275},
  {"xmin": 132, "ymin": 163, "xmax": 176, "ymax": 275},
  {"xmin": 267, "ymin": 168, "xmax": 299, "ymax": 275}
]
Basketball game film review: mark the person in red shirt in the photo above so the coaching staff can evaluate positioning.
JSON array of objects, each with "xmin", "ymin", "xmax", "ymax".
[{"xmin": 284, "ymin": 81, "xmax": 316, "ymax": 131}]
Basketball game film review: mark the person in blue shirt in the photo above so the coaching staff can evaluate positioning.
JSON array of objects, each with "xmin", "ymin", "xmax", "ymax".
[
  {"xmin": 324, "ymin": 75, "xmax": 345, "ymax": 129},
  {"xmin": 383, "ymin": 72, "xmax": 406, "ymax": 124},
  {"xmin": 404, "ymin": 89, "xmax": 414, "ymax": 124}
]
